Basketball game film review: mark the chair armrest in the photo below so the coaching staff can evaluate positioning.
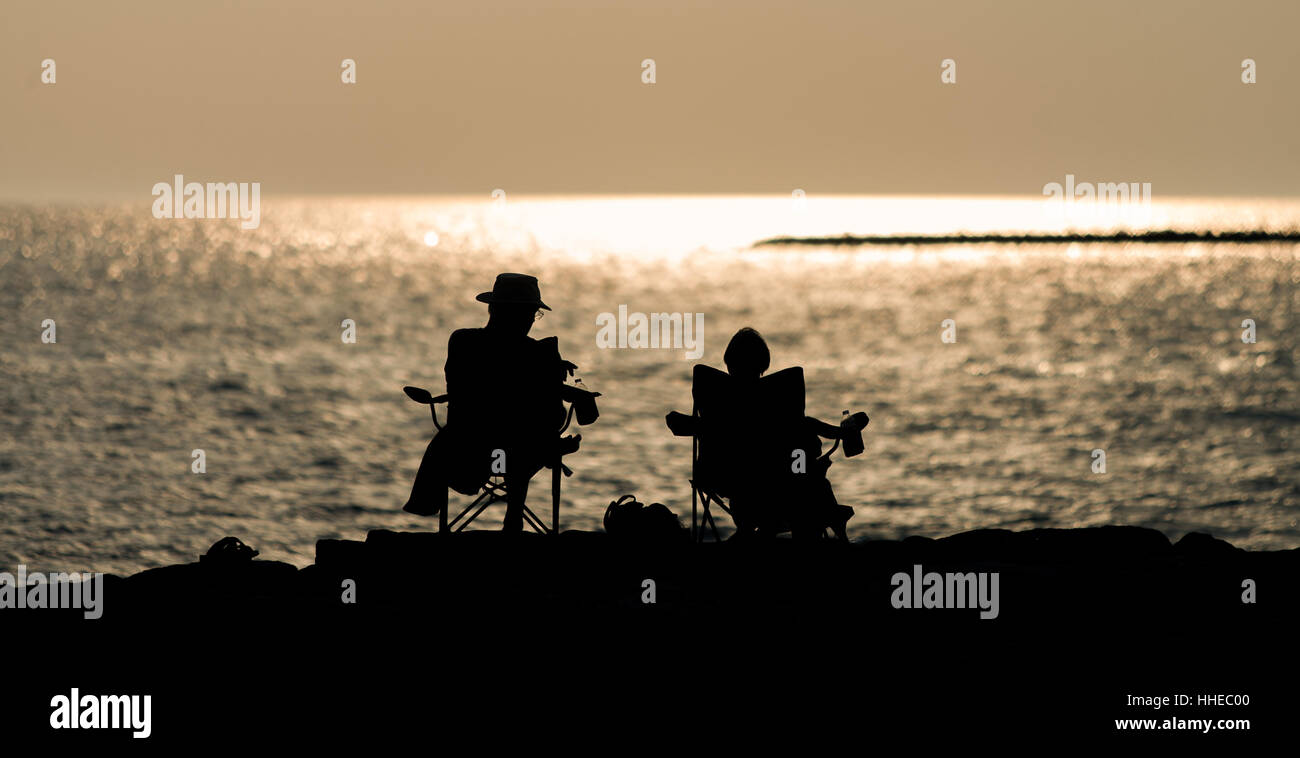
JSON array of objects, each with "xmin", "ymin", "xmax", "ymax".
[
  {"xmin": 404, "ymin": 386, "xmax": 435, "ymax": 404},
  {"xmin": 404, "ymin": 386, "xmax": 450, "ymax": 431},
  {"xmin": 403, "ymin": 386, "xmax": 449, "ymax": 405}
]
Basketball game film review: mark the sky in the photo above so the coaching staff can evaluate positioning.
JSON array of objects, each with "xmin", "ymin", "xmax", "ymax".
[{"xmin": 2, "ymin": 0, "xmax": 1297, "ymax": 200}]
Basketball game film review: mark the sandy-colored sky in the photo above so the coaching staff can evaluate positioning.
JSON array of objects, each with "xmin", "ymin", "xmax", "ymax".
[{"xmin": 2, "ymin": 0, "xmax": 1296, "ymax": 199}]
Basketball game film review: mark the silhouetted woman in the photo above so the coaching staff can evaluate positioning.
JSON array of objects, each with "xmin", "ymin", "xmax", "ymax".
[{"xmin": 667, "ymin": 327, "xmax": 863, "ymax": 540}]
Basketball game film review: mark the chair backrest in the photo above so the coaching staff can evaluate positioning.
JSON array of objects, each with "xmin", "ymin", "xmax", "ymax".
[
  {"xmin": 446, "ymin": 332, "xmax": 567, "ymax": 440},
  {"xmin": 691, "ymin": 365, "xmax": 805, "ymax": 495}
]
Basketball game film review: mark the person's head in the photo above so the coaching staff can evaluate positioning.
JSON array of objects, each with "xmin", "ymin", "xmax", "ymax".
[
  {"xmin": 723, "ymin": 327, "xmax": 770, "ymax": 380},
  {"xmin": 487, "ymin": 301, "xmax": 542, "ymax": 335},
  {"xmin": 477, "ymin": 273, "xmax": 550, "ymax": 335}
]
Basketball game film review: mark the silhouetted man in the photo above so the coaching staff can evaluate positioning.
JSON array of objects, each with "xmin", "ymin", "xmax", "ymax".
[{"xmin": 404, "ymin": 273, "xmax": 585, "ymax": 532}]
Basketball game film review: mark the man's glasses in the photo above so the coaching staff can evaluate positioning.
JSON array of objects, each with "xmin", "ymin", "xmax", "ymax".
[{"xmin": 534, "ymin": 309, "xmax": 546, "ymax": 321}]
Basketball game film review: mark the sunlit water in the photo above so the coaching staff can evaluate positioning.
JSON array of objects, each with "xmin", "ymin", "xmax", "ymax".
[{"xmin": 1, "ymin": 195, "xmax": 1297, "ymax": 574}]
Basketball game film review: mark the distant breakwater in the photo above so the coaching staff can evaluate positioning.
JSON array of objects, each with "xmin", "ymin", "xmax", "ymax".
[{"xmin": 754, "ymin": 229, "xmax": 1300, "ymax": 247}]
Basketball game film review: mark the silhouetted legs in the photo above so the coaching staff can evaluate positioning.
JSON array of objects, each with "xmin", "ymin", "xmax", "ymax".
[
  {"xmin": 501, "ymin": 458, "xmax": 544, "ymax": 533},
  {"xmin": 790, "ymin": 478, "xmax": 851, "ymax": 541},
  {"xmin": 728, "ymin": 474, "xmax": 850, "ymax": 541},
  {"xmin": 404, "ymin": 436, "xmax": 452, "ymax": 517},
  {"xmin": 405, "ymin": 431, "xmax": 569, "ymax": 532}
]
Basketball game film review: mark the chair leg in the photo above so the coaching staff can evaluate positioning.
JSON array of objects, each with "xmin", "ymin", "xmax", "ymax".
[
  {"xmin": 456, "ymin": 500, "xmax": 497, "ymax": 533},
  {"xmin": 696, "ymin": 492, "xmax": 716, "ymax": 543},
  {"xmin": 451, "ymin": 491, "xmax": 498, "ymax": 532},
  {"xmin": 704, "ymin": 507, "xmax": 721, "ymax": 542},
  {"xmin": 552, "ymin": 462, "xmax": 561, "ymax": 536},
  {"xmin": 520, "ymin": 505, "xmax": 547, "ymax": 534},
  {"xmin": 695, "ymin": 491, "xmax": 706, "ymax": 543},
  {"xmin": 692, "ymin": 487, "xmax": 699, "ymax": 543},
  {"xmin": 442, "ymin": 467, "xmax": 564, "ymax": 536},
  {"xmin": 691, "ymin": 415, "xmax": 699, "ymax": 541}
]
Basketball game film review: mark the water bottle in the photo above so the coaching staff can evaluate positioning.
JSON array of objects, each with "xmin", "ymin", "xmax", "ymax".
[
  {"xmin": 572, "ymin": 378, "xmax": 600, "ymax": 425},
  {"xmin": 840, "ymin": 409, "xmax": 866, "ymax": 457}
]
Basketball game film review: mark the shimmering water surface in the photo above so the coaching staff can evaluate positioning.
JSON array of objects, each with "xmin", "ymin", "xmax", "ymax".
[{"xmin": 1, "ymin": 196, "xmax": 1297, "ymax": 574}]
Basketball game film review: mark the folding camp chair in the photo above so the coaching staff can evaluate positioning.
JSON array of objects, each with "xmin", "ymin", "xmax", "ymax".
[
  {"xmin": 673, "ymin": 365, "xmax": 856, "ymax": 542},
  {"xmin": 403, "ymin": 385, "xmax": 590, "ymax": 535}
]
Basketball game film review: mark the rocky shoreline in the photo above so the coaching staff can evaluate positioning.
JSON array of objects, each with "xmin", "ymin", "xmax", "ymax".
[
  {"xmin": 9, "ymin": 525, "xmax": 1295, "ymax": 633},
  {"xmin": 5, "ymin": 525, "xmax": 1292, "ymax": 743}
]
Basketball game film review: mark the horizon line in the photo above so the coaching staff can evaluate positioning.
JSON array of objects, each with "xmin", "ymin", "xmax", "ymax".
[{"xmin": 5, "ymin": 190, "xmax": 1300, "ymax": 206}]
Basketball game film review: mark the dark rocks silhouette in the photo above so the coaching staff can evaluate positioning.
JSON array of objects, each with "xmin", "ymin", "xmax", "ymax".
[
  {"xmin": 4, "ymin": 526, "xmax": 1292, "ymax": 745},
  {"xmin": 7, "ymin": 526, "xmax": 1290, "ymax": 629}
]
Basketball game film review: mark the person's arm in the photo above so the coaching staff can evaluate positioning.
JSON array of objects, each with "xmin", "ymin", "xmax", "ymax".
[
  {"xmin": 666, "ymin": 411, "xmax": 696, "ymax": 436},
  {"xmin": 803, "ymin": 416, "xmax": 842, "ymax": 438},
  {"xmin": 444, "ymin": 329, "xmax": 490, "ymax": 422},
  {"xmin": 533, "ymin": 336, "xmax": 576, "ymax": 382},
  {"xmin": 444, "ymin": 329, "xmax": 470, "ymax": 396},
  {"xmin": 803, "ymin": 412, "xmax": 869, "ymax": 439}
]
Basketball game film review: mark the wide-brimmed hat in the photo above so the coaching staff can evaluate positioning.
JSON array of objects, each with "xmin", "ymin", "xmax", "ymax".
[{"xmin": 476, "ymin": 273, "xmax": 551, "ymax": 310}]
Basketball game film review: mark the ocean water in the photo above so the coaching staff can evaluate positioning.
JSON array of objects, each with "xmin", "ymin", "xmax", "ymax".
[{"xmin": 1, "ymin": 195, "xmax": 1297, "ymax": 575}]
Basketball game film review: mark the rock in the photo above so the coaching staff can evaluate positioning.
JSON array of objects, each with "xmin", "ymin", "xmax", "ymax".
[{"xmin": 1173, "ymin": 531, "xmax": 1241, "ymax": 558}]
